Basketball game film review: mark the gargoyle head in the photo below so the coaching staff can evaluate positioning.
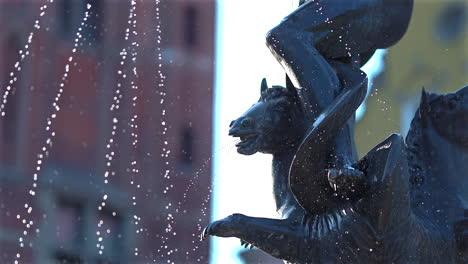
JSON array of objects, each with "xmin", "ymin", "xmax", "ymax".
[{"xmin": 229, "ymin": 78, "xmax": 305, "ymax": 155}]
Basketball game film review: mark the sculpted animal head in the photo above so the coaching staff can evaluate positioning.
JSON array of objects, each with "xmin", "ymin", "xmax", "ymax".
[
  {"xmin": 407, "ymin": 86, "xmax": 468, "ymax": 187},
  {"xmin": 418, "ymin": 86, "xmax": 468, "ymax": 147},
  {"xmin": 229, "ymin": 78, "xmax": 305, "ymax": 155}
]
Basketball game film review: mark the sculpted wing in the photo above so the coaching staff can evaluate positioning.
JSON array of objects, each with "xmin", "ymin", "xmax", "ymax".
[
  {"xmin": 406, "ymin": 86, "xmax": 468, "ymax": 259},
  {"xmin": 289, "ymin": 63, "xmax": 368, "ymax": 214}
]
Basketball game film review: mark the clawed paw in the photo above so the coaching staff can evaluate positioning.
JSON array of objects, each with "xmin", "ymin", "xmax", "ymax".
[
  {"xmin": 200, "ymin": 213, "xmax": 245, "ymax": 241},
  {"xmin": 201, "ymin": 221, "xmax": 220, "ymax": 241},
  {"xmin": 240, "ymin": 240, "xmax": 254, "ymax": 249}
]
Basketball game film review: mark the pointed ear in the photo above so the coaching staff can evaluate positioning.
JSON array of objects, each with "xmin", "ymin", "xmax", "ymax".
[
  {"xmin": 419, "ymin": 88, "xmax": 431, "ymax": 122},
  {"xmin": 286, "ymin": 75, "xmax": 299, "ymax": 98},
  {"xmin": 260, "ymin": 78, "xmax": 268, "ymax": 95}
]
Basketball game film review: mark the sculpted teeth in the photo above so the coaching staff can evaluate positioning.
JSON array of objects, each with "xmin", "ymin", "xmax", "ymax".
[
  {"xmin": 240, "ymin": 134, "xmax": 256, "ymax": 142},
  {"xmin": 236, "ymin": 135, "xmax": 257, "ymax": 147}
]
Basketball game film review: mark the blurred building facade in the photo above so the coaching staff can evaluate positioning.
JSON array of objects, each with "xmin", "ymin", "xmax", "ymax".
[
  {"xmin": 355, "ymin": 0, "xmax": 467, "ymax": 154},
  {"xmin": 0, "ymin": 0, "xmax": 215, "ymax": 263}
]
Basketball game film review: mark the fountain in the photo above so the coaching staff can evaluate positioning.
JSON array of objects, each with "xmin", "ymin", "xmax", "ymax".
[
  {"xmin": 204, "ymin": 0, "xmax": 467, "ymax": 263},
  {"xmin": 0, "ymin": 0, "xmax": 466, "ymax": 263}
]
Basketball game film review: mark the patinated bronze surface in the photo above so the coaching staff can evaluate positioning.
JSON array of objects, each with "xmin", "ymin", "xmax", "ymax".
[{"xmin": 202, "ymin": 0, "xmax": 467, "ymax": 263}]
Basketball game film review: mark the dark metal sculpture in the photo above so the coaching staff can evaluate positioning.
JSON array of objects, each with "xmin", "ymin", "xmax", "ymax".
[{"xmin": 202, "ymin": 0, "xmax": 467, "ymax": 263}]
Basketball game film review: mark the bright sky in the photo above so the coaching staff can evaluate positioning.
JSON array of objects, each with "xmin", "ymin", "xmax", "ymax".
[{"xmin": 212, "ymin": 1, "xmax": 385, "ymax": 263}]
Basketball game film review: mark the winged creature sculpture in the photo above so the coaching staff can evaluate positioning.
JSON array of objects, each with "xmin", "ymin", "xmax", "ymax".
[
  {"xmin": 202, "ymin": 0, "xmax": 467, "ymax": 263},
  {"xmin": 202, "ymin": 79, "xmax": 467, "ymax": 264}
]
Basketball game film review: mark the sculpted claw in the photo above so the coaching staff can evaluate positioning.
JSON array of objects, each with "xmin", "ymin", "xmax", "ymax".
[
  {"xmin": 201, "ymin": 221, "xmax": 220, "ymax": 240},
  {"xmin": 201, "ymin": 225, "xmax": 209, "ymax": 241},
  {"xmin": 201, "ymin": 214, "xmax": 245, "ymax": 240},
  {"xmin": 240, "ymin": 239, "xmax": 254, "ymax": 249},
  {"xmin": 327, "ymin": 167, "xmax": 365, "ymax": 194}
]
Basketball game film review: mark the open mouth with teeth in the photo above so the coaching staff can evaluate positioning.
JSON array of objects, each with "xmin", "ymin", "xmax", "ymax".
[{"xmin": 233, "ymin": 133, "xmax": 259, "ymax": 155}]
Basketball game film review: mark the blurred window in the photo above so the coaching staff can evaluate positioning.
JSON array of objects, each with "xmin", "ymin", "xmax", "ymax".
[
  {"xmin": 83, "ymin": 0, "xmax": 104, "ymax": 43},
  {"xmin": 1, "ymin": 33, "xmax": 20, "ymax": 165},
  {"xmin": 58, "ymin": 0, "xmax": 76, "ymax": 38},
  {"xmin": 95, "ymin": 209, "xmax": 123, "ymax": 263},
  {"xmin": 55, "ymin": 252, "xmax": 82, "ymax": 264},
  {"xmin": 434, "ymin": 1, "xmax": 467, "ymax": 42},
  {"xmin": 55, "ymin": 199, "xmax": 83, "ymax": 246},
  {"xmin": 58, "ymin": 0, "xmax": 103, "ymax": 43},
  {"xmin": 184, "ymin": 5, "xmax": 198, "ymax": 49},
  {"xmin": 180, "ymin": 127, "xmax": 194, "ymax": 167},
  {"xmin": 47, "ymin": 193, "xmax": 124, "ymax": 264},
  {"xmin": 54, "ymin": 198, "xmax": 84, "ymax": 263}
]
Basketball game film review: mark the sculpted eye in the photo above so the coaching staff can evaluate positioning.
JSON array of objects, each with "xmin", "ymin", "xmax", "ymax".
[
  {"xmin": 241, "ymin": 118, "xmax": 252, "ymax": 128},
  {"xmin": 275, "ymin": 104, "xmax": 288, "ymax": 113}
]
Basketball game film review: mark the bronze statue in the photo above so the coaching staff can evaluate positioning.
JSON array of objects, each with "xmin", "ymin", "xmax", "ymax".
[
  {"xmin": 266, "ymin": 0, "xmax": 413, "ymax": 211},
  {"xmin": 202, "ymin": 0, "xmax": 467, "ymax": 263}
]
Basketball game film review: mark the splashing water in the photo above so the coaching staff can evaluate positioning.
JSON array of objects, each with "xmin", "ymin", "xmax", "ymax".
[
  {"xmin": 152, "ymin": 0, "xmax": 178, "ymax": 262},
  {"xmin": 3, "ymin": 0, "xmax": 220, "ymax": 263},
  {"xmin": 175, "ymin": 141, "xmax": 238, "ymax": 259},
  {"xmin": 0, "ymin": 0, "xmax": 53, "ymax": 117},
  {"xmin": 126, "ymin": 0, "xmax": 144, "ymax": 257},
  {"xmin": 94, "ymin": 0, "xmax": 145, "ymax": 257},
  {"xmin": 12, "ymin": 4, "xmax": 93, "ymax": 264}
]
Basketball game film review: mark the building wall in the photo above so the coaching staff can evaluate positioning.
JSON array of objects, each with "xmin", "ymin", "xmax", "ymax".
[
  {"xmin": 0, "ymin": 0, "xmax": 215, "ymax": 263},
  {"xmin": 355, "ymin": 0, "xmax": 467, "ymax": 155}
]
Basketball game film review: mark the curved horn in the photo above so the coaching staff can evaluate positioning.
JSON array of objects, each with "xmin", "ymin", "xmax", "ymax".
[
  {"xmin": 419, "ymin": 88, "xmax": 430, "ymax": 118},
  {"xmin": 418, "ymin": 87, "xmax": 432, "ymax": 126},
  {"xmin": 261, "ymin": 78, "xmax": 268, "ymax": 95}
]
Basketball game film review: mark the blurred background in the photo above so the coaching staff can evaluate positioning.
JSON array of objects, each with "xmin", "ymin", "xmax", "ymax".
[
  {"xmin": 0, "ymin": 0, "xmax": 466, "ymax": 264},
  {"xmin": 0, "ymin": 0, "xmax": 215, "ymax": 263}
]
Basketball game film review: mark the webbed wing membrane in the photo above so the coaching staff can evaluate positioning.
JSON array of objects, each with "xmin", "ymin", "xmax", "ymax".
[{"xmin": 289, "ymin": 64, "xmax": 368, "ymax": 214}]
